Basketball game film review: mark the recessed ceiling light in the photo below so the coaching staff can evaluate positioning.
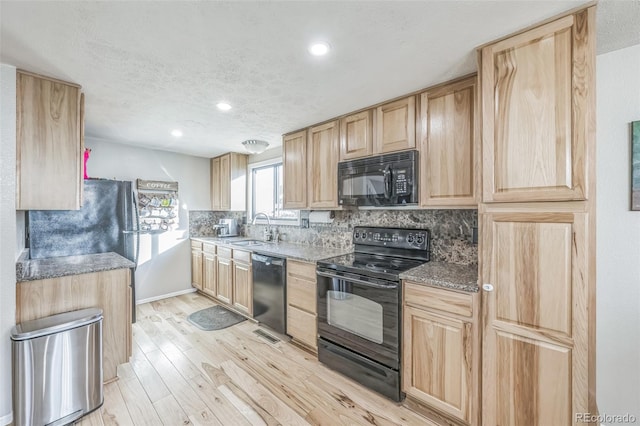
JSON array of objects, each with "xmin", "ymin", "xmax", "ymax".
[
  {"xmin": 309, "ymin": 41, "xmax": 330, "ymax": 56},
  {"xmin": 216, "ymin": 102, "xmax": 232, "ymax": 111},
  {"xmin": 171, "ymin": 129, "xmax": 183, "ymax": 138}
]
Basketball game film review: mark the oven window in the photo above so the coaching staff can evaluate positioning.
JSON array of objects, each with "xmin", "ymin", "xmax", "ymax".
[
  {"xmin": 342, "ymin": 175, "xmax": 385, "ymax": 197},
  {"xmin": 327, "ymin": 291, "xmax": 383, "ymax": 343}
]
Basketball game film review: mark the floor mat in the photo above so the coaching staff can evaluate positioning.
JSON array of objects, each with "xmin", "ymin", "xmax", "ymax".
[{"xmin": 187, "ymin": 305, "xmax": 246, "ymax": 331}]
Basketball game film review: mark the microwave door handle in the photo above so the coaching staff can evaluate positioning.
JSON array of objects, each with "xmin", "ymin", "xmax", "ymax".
[{"xmin": 383, "ymin": 165, "xmax": 392, "ymax": 199}]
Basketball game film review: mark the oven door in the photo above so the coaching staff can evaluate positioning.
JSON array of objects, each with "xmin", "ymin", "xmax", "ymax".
[{"xmin": 316, "ymin": 268, "xmax": 400, "ymax": 369}]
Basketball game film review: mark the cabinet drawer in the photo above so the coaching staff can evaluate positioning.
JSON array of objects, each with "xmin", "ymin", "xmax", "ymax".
[
  {"xmin": 191, "ymin": 240, "xmax": 203, "ymax": 250},
  {"xmin": 232, "ymin": 249, "xmax": 251, "ymax": 264},
  {"xmin": 287, "ymin": 275, "xmax": 316, "ymax": 314},
  {"xmin": 404, "ymin": 282, "xmax": 473, "ymax": 318},
  {"xmin": 287, "ymin": 305, "xmax": 317, "ymax": 349},
  {"xmin": 217, "ymin": 246, "xmax": 232, "ymax": 259},
  {"xmin": 203, "ymin": 243, "xmax": 216, "ymax": 255},
  {"xmin": 288, "ymin": 259, "xmax": 316, "ymax": 280}
]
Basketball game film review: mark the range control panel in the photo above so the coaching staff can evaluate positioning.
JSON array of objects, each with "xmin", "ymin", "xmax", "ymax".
[{"xmin": 353, "ymin": 226, "xmax": 429, "ymax": 251}]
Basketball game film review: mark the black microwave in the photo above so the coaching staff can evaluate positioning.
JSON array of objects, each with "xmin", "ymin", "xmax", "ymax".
[{"xmin": 338, "ymin": 150, "xmax": 418, "ymax": 207}]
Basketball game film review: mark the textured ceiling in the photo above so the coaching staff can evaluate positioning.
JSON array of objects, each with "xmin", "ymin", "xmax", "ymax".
[{"xmin": 1, "ymin": 1, "xmax": 638, "ymax": 158}]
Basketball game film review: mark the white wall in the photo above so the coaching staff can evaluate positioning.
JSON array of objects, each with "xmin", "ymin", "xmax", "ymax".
[
  {"xmin": 0, "ymin": 64, "xmax": 17, "ymax": 425},
  {"xmin": 596, "ymin": 43, "xmax": 640, "ymax": 420},
  {"xmin": 85, "ymin": 138, "xmax": 210, "ymax": 302}
]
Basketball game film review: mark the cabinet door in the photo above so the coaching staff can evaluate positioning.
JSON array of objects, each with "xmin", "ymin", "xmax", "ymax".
[
  {"xmin": 232, "ymin": 261, "xmax": 252, "ymax": 316},
  {"xmin": 403, "ymin": 306, "xmax": 472, "ymax": 422},
  {"xmin": 340, "ymin": 110, "xmax": 373, "ymax": 160},
  {"xmin": 191, "ymin": 249, "xmax": 203, "ymax": 290},
  {"xmin": 16, "ymin": 71, "xmax": 82, "ymax": 210},
  {"xmin": 481, "ymin": 209, "xmax": 589, "ymax": 425},
  {"xmin": 283, "ymin": 130, "xmax": 308, "ymax": 209},
  {"xmin": 374, "ymin": 96, "xmax": 416, "ymax": 154},
  {"xmin": 203, "ymin": 253, "xmax": 217, "ymax": 297},
  {"xmin": 308, "ymin": 120, "xmax": 339, "ymax": 208},
  {"xmin": 210, "ymin": 157, "xmax": 221, "ymax": 210},
  {"xmin": 219, "ymin": 154, "xmax": 231, "ymax": 210},
  {"xmin": 216, "ymin": 257, "xmax": 233, "ymax": 304},
  {"xmin": 420, "ymin": 77, "xmax": 477, "ymax": 207},
  {"xmin": 481, "ymin": 9, "xmax": 594, "ymax": 202}
]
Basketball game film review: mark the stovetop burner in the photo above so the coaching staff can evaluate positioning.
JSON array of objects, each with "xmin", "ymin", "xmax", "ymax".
[{"xmin": 317, "ymin": 226, "xmax": 430, "ymax": 281}]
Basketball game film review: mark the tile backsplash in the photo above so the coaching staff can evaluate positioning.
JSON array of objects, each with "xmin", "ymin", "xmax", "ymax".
[{"xmin": 190, "ymin": 209, "xmax": 477, "ymax": 265}]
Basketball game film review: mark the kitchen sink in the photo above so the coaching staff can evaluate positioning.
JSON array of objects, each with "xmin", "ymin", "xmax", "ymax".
[{"xmin": 230, "ymin": 240, "xmax": 264, "ymax": 247}]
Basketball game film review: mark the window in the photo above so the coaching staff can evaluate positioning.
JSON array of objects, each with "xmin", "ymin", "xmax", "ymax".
[{"xmin": 250, "ymin": 160, "xmax": 299, "ymax": 225}]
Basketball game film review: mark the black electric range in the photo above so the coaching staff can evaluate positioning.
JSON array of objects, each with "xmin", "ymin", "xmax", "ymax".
[{"xmin": 316, "ymin": 226, "xmax": 429, "ymax": 401}]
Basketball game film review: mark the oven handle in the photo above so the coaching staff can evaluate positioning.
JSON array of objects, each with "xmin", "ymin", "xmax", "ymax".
[{"xmin": 316, "ymin": 270, "xmax": 398, "ymax": 289}]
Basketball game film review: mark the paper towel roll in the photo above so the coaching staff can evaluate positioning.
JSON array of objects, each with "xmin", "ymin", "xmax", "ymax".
[{"xmin": 308, "ymin": 211, "xmax": 334, "ymax": 224}]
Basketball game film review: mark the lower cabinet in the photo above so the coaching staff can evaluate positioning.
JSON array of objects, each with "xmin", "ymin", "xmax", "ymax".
[
  {"xmin": 402, "ymin": 282, "xmax": 479, "ymax": 425},
  {"xmin": 232, "ymin": 250, "xmax": 252, "ymax": 316},
  {"xmin": 191, "ymin": 240, "xmax": 203, "ymax": 291},
  {"xmin": 286, "ymin": 259, "xmax": 317, "ymax": 352},
  {"xmin": 202, "ymin": 243, "xmax": 216, "ymax": 297},
  {"xmin": 215, "ymin": 247, "xmax": 233, "ymax": 305},
  {"xmin": 16, "ymin": 268, "xmax": 132, "ymax": 383}
]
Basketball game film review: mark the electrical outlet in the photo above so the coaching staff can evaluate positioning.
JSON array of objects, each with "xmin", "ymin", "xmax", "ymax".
[
  {"xmin": 301, "ymin": 218, "xmax": 309, "ymax": 228},
  {"xmin": 472, "ymin": 227, "xmax": 478, "ymax": 244}
]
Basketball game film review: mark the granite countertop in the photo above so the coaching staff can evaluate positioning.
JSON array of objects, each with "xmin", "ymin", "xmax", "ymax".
[
  {"xmin": 190, "ymin": 236, "xmax": 349, "ymax": 263},
  {"xmin": 399, "ymin": 261, "xmax": 479, "ymax": 293},
  {"xmin": 17, "ymin": 252, "xmax": 135, "ymax": 282}
]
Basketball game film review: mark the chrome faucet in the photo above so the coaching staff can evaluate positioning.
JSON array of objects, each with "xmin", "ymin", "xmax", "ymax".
[
  {"xmin": 252, "ymin": 212, "xmax": 272, "ymax": 241},
  {"xmin": 252, "ymin": 212, "xmax": 271, "ymax": 226}
]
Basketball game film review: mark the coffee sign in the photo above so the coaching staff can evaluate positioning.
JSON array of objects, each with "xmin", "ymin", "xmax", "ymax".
[{"xmin": 137, "ymin": 179, "xmax": 179, "ymax": 192}]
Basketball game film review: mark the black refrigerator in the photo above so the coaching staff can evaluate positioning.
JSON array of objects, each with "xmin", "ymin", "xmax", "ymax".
[{"xmin": 27, "ymin": 179, "xmax": 140, "ymax": 320}]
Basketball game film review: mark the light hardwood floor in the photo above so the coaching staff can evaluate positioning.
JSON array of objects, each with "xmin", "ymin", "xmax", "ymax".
[{"xmin": 77, "ymin": 293, "xmax": 434, "ymax": 426}]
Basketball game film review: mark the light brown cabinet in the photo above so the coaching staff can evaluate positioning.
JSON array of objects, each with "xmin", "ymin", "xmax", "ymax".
[
  {"xmin": 403, "ymin": 282, "xmax": 479, "ymax": 425},
  {"xmin": 374, "ymin": 96, "xmax": 416, "ymax": 154},
  {"xmin": 216, "ymin": 248, "xmax": 233, "ymax": 304},
  {"xmin": 340, "ymin": 110, "xmax": 373, "ymax": 160},
  {"xmin": 478, "ymin": 6, "xmax": 596, "ymax": 424},
  {"xmin": 282, "ymin": 130, "xmax": 307, "ymax": 209},
  {"xmin": 210, "ymin": 152, "xmax": 247, "ymax": 211},
  {"xmin": 16, "ymin": 70, "xmax": 83, "ymax": 210},
  {"xmin": 202, "ymin": 243, "xmax": 216, "ymax": 297},
  {"xmin": 480, "ymin": 11, "xmax": 593, "ymax": 203},
  {"xmin": 420, "ymin": 76, "xmax": 478, "ymax": 207},
  {"xmin": 286, "ymin": 259, "xmax": 317, "ymax": 352},
  {"xmin": 16, "ymin": 268, "xmax": 132, "ymax": 383},
  {"xmin": 480, "ymin": 207, "xmax": 591, "ymax": 425},
  {"xmin": 190, "ymin": 241, "xmax": 203, "ymax": 291},
  {"xmin": 307, "ymin": 120, "xmax": 340, "ymax": 209},
  {"xmin": 232, "ymin": 249, "xmax": 252, "ymax": 316}
]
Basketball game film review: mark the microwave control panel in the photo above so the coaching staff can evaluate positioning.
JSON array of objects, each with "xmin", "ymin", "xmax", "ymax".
[{"xmin": 394, "ymin": 169, "xmax": 409, "ymax": 195}]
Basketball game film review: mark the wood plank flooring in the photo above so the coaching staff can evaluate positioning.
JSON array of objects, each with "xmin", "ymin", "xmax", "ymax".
[{"xmin": 76, "ymin": 293, "xmax": 434, "ymax": 426}]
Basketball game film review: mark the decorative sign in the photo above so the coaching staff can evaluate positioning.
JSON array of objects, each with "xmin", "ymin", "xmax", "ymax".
[
  {"xmin": 137, "ymin": 179, "xmax": 179, "ymax": 192},
  {"xmin": 633, "ymin": 121, "xmax": 640, "ymax": 211}
]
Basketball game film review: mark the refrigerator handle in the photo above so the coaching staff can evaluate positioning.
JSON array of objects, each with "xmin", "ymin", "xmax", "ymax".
[{"xmin": 132, "ymin": 189, "xmax": 140, "ymax": 270}]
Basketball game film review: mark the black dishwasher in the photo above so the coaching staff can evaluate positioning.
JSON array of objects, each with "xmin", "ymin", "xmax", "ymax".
[{"xmin": 251, "ymin": 253, "xmax": 286, "ymax": 334}]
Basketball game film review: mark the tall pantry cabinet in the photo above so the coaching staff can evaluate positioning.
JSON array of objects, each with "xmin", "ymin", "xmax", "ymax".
[{"xmin": 479, "ymin": 6, "xmax": 596, "ymax": 425}]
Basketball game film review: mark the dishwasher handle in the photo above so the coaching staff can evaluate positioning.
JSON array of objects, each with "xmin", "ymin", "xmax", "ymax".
[{"xmin": 251, "ymin": 254, "xmax": 285, "ymax": 267}]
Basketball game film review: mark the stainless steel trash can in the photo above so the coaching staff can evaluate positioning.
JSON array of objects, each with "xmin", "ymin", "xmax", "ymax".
[{"xmin": 11, "ymin": 308, "xmax": 104, "ymax": 426}]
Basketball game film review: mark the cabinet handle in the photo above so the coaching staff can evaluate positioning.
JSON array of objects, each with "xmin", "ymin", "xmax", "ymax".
[{"xmin": 482, "ymin": 283, "xmax": 494, "ymax": 292}]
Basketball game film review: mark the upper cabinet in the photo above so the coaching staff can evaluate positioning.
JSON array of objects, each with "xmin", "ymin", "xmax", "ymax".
[
  {"xmin": 420, "ymin": 76, "xmax": 478, "ymax": 207},
  {"xmin": 339, "ymin": 110, "xmax": 373, "ymax": 160},
  {"xmin": 481, "ymin": 11, "xmax": 594, "ymax": 202},
  {"xmin": 16, "ymin": 70, "xmax": 83, "ymax": 210},
  {"xmin": 210, "ymin": 152, "xmax": 247, "ymax": 211},
  {"xmin": 282, "ymin": 130, "xmax": 307, "ymax": 209},
  {"xmin": 308, "ymin": 120, "xmax": 340, "ymax": 209},
  {"xmin": 374, "ymin": 96, "xmax": 416, "ymax": 154}
]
